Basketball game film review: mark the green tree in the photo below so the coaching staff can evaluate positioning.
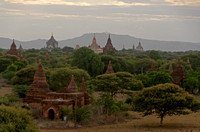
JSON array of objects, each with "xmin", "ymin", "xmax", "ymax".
[
  {"xmin": 0, "ymin": 105, "xmax": 38, "ymax": 131},
  {"xmin": 13, "ymin": 85, "xmax": 30, "ymax": 98},
  {"xmin": 0, "ymin": 58, "xmax": 12, "ymax": 73},
  {"xmin": 149, "ymin": 50, "xmax": 161, "ymax": 60},
  {"xmin": 133, "ymin": 58, "xmax": 152, "ymax": 74},
  {"xmin": 133, "ymin": 83, "xmax": 200, "ymax": 124},
  {"xmin": 71, "ymin": 47, "xmax": 104, "ymax": 77},
  {"xmin": 147, "ymin": 71, "xmax": 172, "ymax": 86}
]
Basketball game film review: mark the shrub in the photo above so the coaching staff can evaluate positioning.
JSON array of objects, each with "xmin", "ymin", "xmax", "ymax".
[{"xmin": 13, "ymin": 85, "xmax": 30, "ymax": 98}]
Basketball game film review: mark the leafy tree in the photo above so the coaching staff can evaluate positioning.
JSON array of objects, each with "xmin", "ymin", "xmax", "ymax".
[
  {"xmin": 49, "ymin": 67, "xmax": 90, "ymax": 91},
  {"xmin": 0, "ymin": 105, "xmax": 38, "ymax": 131},
  {"xmin": 135, "ymin": 74, "xmax": 150, "ymax": 87},
  {"xmin": 0, "ymin": 58, "xmax": 12, "ymax": 73},
  {"xmin": 70, "ymin": 106, "xmax": 91, "ymax": 124},
  {"xmin": 13, "ymin": 85, "xmax": 30, "ymax": 98},
  {"xmin": 11, "ymin": 66, "xmax": 37, "ymax": 85},
  {"xmin": 133, "ymin": 58, "xmax": 152, "ymax": 74},
  {"xmin": 133, "ymin": 83, "xmax": 200, "ymax": 124},
  {"xmin": 147, "ymin": 71, "xmax": 172, "ymax": 86},
  {"xmin": 182, "ymin": 70, "xmax": 200, "ymax": 94},
  {"xmin": 0, "ymin": 95, "xmax": 21, "ymax": 106},
  {"xmin": 149, "ymin": 50, "xmax": 161, "ymax": 60},
  {"xmin": 71, "ymin": 47, "xmax": 104, "ymax": 77}
]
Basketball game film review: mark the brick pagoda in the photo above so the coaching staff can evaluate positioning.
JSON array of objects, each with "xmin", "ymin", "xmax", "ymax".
[
  {"xmin": 105, "ymin": 60, "xmax": 114, "ymax": 74},
  {"xmin": 6, "ymin": 40, "xmax": 24, "ymax": 60},
  {"xmin": 103, "ymin": 35, "xmax": 116, "ymax": 53}
]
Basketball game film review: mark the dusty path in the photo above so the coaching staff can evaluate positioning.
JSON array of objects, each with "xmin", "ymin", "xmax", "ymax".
[
  {"xmin": 0, "ymin": 78, "xmax": 13, "ymax": 96},
  {"xmin": 40, "ymin": 112, "xmax": 200, "ymax": 132}
]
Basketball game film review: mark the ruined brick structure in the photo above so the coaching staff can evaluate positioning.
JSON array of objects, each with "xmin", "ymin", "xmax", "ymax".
[
  {"xmin": 149, "ymin": 61, "xmax": 157, "ymax": 72},
  {"xmin": 171, "ymin": 58, "xmax": 186, "ymax": 86},
  {"xmin": 6, "ymin": 40, "xmax": 24, "ymax": 60},
  {"xmin": 88, "ymin": 33, "xmax": 103, "ymax": 54},
  {"xmin": 105, "ymin": 60, "xmax": 114, "ymax": 74},
  {"xmin": 23, "ymin": 61, "xmax": 90, "ymax": 120},
  {"xmin": 103, "ymin": 35, "xmax": 116, "ymax": 53}
]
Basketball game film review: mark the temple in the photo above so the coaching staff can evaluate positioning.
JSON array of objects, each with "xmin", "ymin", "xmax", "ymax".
[
  {"xmin": 171, "ymin": 58, "xmax": 186, "ymax": 86},
  {"xmin": 18, "ymin": 44, "xmax": 23, "ymax": 51},
  {"xmin": 105, "ymin": 60, "xmax": 114, "ymax": 74},
  {"xmin": 46, "ymin": 34, "xmax": 58, "ymax": 50},
  {"xmin": 88, "ymin": 33, "xmax": 103, "ymax": 54},
  {"xmin": 6, "ymin": 40, "xmax": 24, "ymax": 60},
  {"xmin": 136, "ymin": 42, "xmax": 144, "ymax": 51},
  {"xmin": 103, "ymin": 35, "xmax": 116, "ymax": 53},
  {"xmin": 149, "ymin": 61, "xmax": 157, "ymax": 72},
  {"xmin": 75, "ymin": 45, "xmax": 80, "ymax": 50},
  {"xmin": 23, "ymin": 61, "xmax": 90, "ymax": 120}
]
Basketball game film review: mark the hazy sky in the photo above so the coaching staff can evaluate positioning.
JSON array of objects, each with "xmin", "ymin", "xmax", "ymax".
[{"xmin": 0, "ymin": 0, "xmax": 200, "ymax": 42}]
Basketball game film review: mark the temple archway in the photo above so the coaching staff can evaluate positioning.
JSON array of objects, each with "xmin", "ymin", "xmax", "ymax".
[{"xmin": 48, "ymin": 109, "xmax": 55, "ymax": 120}]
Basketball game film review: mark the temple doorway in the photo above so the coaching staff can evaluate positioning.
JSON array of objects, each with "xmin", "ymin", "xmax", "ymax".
[{"xmin": 48, "ymin": 109, "xmax": 55, "ymax": 120}]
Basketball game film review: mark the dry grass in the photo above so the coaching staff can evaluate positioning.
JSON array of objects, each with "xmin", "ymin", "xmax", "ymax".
[
  {"xmin": 0, "ymin": 78, "xmax": 13, "ymax": 96},
  {"xmin": 40, "ymin": 111, "xmax": 200, "ymax": 132}
]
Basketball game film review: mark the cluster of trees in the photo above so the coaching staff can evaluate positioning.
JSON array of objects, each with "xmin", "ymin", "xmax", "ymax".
[{"xmin": 0, "ymin": 46, "xmax": 200, "ymax": 128}]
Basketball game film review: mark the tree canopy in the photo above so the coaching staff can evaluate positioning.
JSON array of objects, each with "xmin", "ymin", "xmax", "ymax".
[{"xmin": 133, "ymin": 83, "xmax": 200, "ymax": 124}]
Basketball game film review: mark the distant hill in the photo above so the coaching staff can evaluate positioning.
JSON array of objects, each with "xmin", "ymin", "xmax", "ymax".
[{"xmin": 1, "ymin": 33, "xmax": 200, "ymax": 51}]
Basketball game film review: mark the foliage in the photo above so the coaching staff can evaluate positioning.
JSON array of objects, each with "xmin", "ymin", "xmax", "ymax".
[
  {"xmin": 13, "ymin": 85, "xmax": 30, "ymax": 98},
  {"xmin": 149, "ymin": 50, "xmax": 162, "ymax": 60},
  {"xmin": 11, "ymin": 65, "xmax": 37, "ymax": 85},
  {"xmin": 49, "ymin": 67, "xmax": 90, "ymax": 91},
  {"xmin": 0, "ymin": 95, "xmax": 21, "ymax": 106},
  {"xmin": 181, "ymin": 53, "xmax": 200, "ymax": 70},
  {"xmin": 132, "ymin": 83, "xmax": 200, "ymax": 124},
  {"xmin": 60, "ymin": 106, "xmax": 72, "ymax": 120},
  {"xmin": 147, "ymin": 71, "xmax": 172, "ymax": 86},
  {"xmin": 92, "ymin": 72, "xmax": 143, "ymax": 97},
  {"xmin": 133, "ymin": 58, "xmax": 152, "ymax": 74},
  {"xmin": 135, "ymin": 74, "xmax": 150, "ymax": 87},
  {"xmin": 71, "ymin": 47, "xmax": 104, "ymax": 77},
  {"xmin": 183, "ymin": 70, "xmax": 200, "ymax": 94},
  {"xmin": 0, "ymin": 105, "xmax": 38, "ymax": 132},
  {"xmin": 70, "ymin": 106, "xmax": 91, "ymax": 124},
  {"xmin": 0, "ymin": 58, "xmax": 12, "ymax": 73},
  {"xmin": 116, "ymin": 101, "xmax": 132, "ymax": 111},
  {"xmin": 2, "ymin": 71, "xmax": 16, "ymax": 82}
]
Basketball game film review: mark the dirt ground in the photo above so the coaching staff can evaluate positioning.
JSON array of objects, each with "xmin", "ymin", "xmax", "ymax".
[
  {"xmin": 0, "ymin": 78, "xmax": 13, "ymax": 96},
  {"xmin": 40, "ymin": 111, "xmax": 200, "ymax": 132}
]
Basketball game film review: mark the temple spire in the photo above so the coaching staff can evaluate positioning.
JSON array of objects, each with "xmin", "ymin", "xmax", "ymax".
[
  {"xmin": 80, "ymin": 77, "xmax": 86, "ymax": 93},
  {"xmin": 187, "ymin": 57, "xmax": 190, "ymax": 65},
  {"xmin": 67, "ymin": 75, "xmax": 78, "ymax": 92},
  {"xmin": 105, "ymin": 60, "xmax": 114, "ymax": 74}
]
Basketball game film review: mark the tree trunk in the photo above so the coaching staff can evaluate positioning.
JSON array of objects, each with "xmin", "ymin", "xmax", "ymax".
[{"xmin": 160, "ymin": 116, "xmax": 164, "ymax": 125}]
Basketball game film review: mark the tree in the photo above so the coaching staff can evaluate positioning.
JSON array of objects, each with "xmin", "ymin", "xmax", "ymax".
[
  {"xmin": 133, "ymin": 58, "xmax": 152, "ymax": 74},
  {"xmin": 0, "ymin": 58, "xmax": 12, "ymax": 73},
  {"xmin": 0, "ymin": 105, "xmax": 38, "ymax": 131},
  {"xmin": 71, "ymin": 47, "xmax": 104, "ymax": 77},
  {"xmin": 133, "ymin": 83, "xmax": 200, "ymax": 124},
  {"xmin": 147, "ymin": 71, "xmax": 172, "ymax": 86},
  {"xmin": 149, "ymin": 50, "xmax": 161, "ymax": 60},
  {"xmin": 13, "ymin": 85, "xmax": 30, "ymax": 98},
  {"xmin": 93, "ymin": 72, "xmax": 143, "ymax": 97}
]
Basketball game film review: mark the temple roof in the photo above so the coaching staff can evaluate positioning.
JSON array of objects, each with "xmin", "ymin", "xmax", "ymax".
[
  {"xmin": 47, "ymin": 34, "xmax": 58, "ymax": 44},
  {"xmin": 67, "ymin": 75, "xmax": 78, "ymax": 92},
  {"xmin": 105, "ymin": 60, "xmax": 114, "ymax": 74},
  {"xmin": 88, "ymin": 33, "xmax": 101, "ymax": 49}
]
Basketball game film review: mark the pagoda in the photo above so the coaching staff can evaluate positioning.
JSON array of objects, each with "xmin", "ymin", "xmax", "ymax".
[
  {"xmin": 149, "ymin": 61, "xmax": 157, "ymax": 72},
  {"xmin": 46, "ymin": 34, "xmax": 58, "ymax": 50},
  {"xmin": 136, "ymin": 42, "xmax": 144, "ymax": 51},
  {"xmin": 46, "ymin": 52, "xmax": 50, "ymax": 61},
  {"xmin": 105, "ymin": 60, "xmax": 114, "ymax": 74},
  {"xmin": 171, "ymin": 58, "xmax": 186, "ymax": 86},
  {"xmin": 6, "ymin": 40, "xmax": 24, "ymax": 60},
  {"xmin": 23, "ymin": 60, "xmax": 50, "ymax": 108},
  {"xmin": 103, "ymin": 34, "xmax": 116, "ymax": 53},
  {"xmin": 88, "ymin": 33, "xmax": 103, "ymax": 54}
]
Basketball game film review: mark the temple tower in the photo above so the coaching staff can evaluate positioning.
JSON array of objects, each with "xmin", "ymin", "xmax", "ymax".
[
  {"xmin": 46, "ymin": 33, "xmax": 58, "ymax": 50},
  {"xmin": 105, "ymin": 60, "xmax": 114, "ymax": 74},
  {"xmin": 103, "ymin": 34, "xmax": 116, "ymax": 53},
  {"xmin": 149, "ymin": 61, "xmax": 157, "ymax": 72},
  {"xmin": 88, "ymin": 33, "xmax": 103, "ymax": 54},
  {"xmin": 136, "ymin": 42, "xmax": 144, "ymax": 51}
]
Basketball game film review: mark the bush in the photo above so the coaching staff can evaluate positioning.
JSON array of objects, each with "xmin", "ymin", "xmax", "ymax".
[
  {"xmin": 70, "ymin": 106, "xmax": 91, "ymax": 124},
  {"xmin": 2, "ymin": 71, "xmax": 16, "ymax": 82},
  {"xmin": 0, "ymin": 95, "xmax": 21, "ymax": 106},
  {"xmin": 13, "ymin": 85, "xmax": 30, "ymax": 98},
  {"xmin": 0, "ymin": 105, "xmax": 38, "ymax": 132}
]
